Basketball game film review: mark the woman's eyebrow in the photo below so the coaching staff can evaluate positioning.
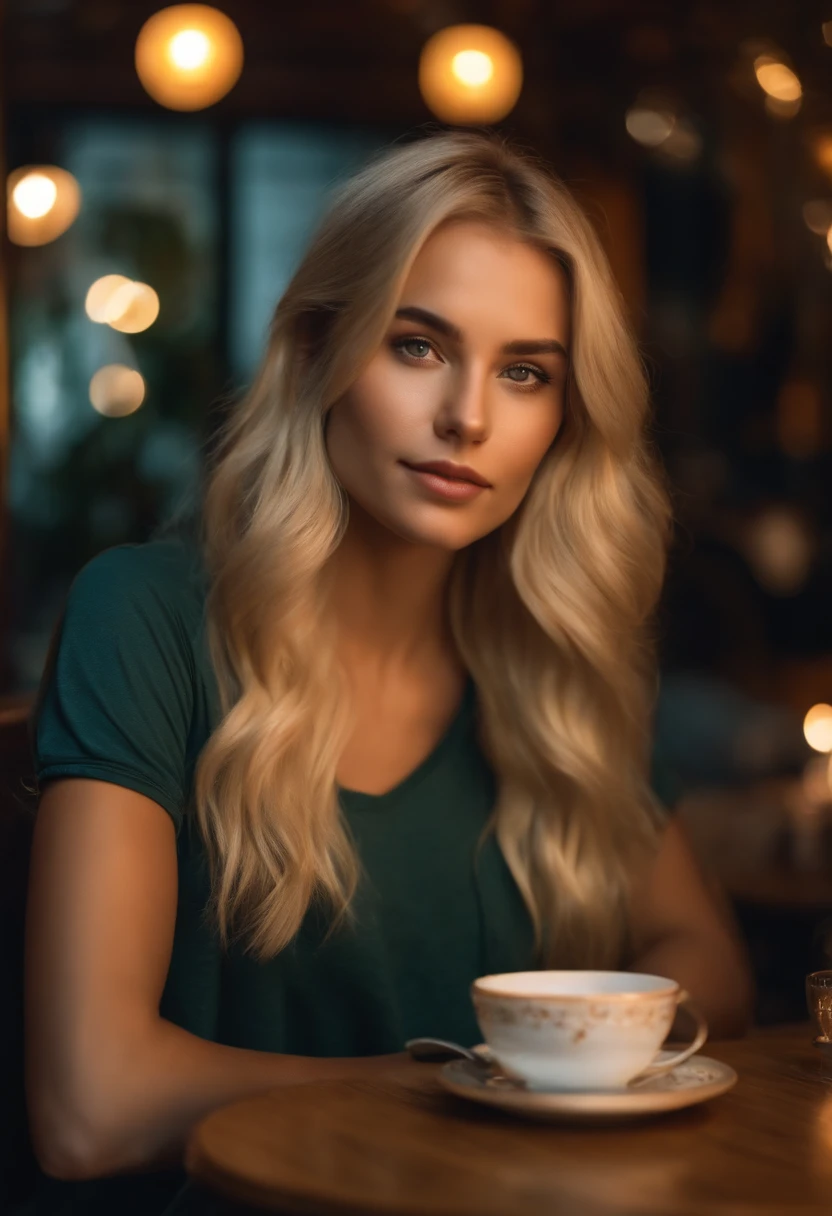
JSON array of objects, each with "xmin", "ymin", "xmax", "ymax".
[
  {"xmin": 502, "ymin": 338, "xmax": 568, "ymax": 358},
  {"xmin": 395, "ymin": 306, "xmax": 462, "ymax": 341},
  {"xmin": 394, "ymin": 306, "xmax": 568, "ymax": 359}
]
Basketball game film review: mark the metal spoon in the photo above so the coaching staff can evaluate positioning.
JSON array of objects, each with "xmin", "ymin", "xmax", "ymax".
[{"xmin": 405, "ymin": 1037, "xmax": 494, "ymax": 1066}]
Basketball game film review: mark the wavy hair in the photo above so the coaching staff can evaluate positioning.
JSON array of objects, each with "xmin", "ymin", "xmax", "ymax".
[{"xmin": 195, "ymin": 130, "xmax": 672, "ymax": 968}]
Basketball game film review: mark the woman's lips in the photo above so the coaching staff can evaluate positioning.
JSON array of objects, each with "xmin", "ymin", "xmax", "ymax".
[{"xmin": 402, "ymin": 463, "xmax": 488, "ymax": 502}]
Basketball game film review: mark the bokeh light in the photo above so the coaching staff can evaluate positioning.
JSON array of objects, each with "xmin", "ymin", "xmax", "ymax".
[
  {"xmin": 743, "ymin": 506, "xmax": 813, "ymax": 595},
  {"xmin": 658, "ymin": 118, "xmax": 702, "ymax": 163},
  {"xmin": 85, "ymin": 276, "xmax": 160, "ymax": 332},
  {"xmin": 85, "ymin": 275, "xmax": 132, "ymax": 323},
  {"xmin": 754, "ymin": 56, "xmax": 802, "ymax": 102},
  {"xmin": 813, "ymin": 132, "xmax": 832, "ymax": 177},
  {"xmin": 419, "ymin": 25, "xmax": 522, "ymax": 125},
  {"xmin": 802, "ymin": 200, "xmax": 832, "ymax": 235},
  {"xmin": 625, "ymin": 93, "xmax": 701, "ymax": 163},
  {"xmin": 7, "ymin": 165, "xmax": 81, "ymax": 246},
  {"xmin": 804, "ymin": 705, "xmax": 832, "ymax": 754},
  {"xmin": 135, "ymin": 4, "xmax": 244, "ymax": 111},
  {"xmin": 89, "ymin": 365, "xmax": 147, "ymax": 417},
  {"xmin": 106, "ymin": 282, "xmax": 161, "ymax": 333},
  {"xmin": 169, "ymin": 28, "xmax": 211, "ymax": 69},
  {"xmin": 12, "ymin": 174, "xmax": 57, "ymax": 218},
  {"xmin": 765, "ymin": 95, "xmax": 802, "ymax": 119},
  {"xmin": 452, "ymin": 50, "xmax": 493, "ymax": 88},
  {"xmin": 625, "ymin": 104, "xmax": 676, "ymax": 148}
]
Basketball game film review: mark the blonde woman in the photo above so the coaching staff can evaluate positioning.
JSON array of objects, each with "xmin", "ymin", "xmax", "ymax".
[{"xmin": 23, "ymin": 131, "xmax": 753, "ymax": 1212}]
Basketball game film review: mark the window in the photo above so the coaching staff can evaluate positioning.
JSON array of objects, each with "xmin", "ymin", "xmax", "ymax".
[{"xmin": 4, "ymin": 115, "xmax": 390, "ymax": 692}]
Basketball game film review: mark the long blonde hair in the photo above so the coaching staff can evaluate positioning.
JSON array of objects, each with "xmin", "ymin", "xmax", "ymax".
[{"xmin": 196, "ymin": 130, "xmax": 672, "ymax": 968}]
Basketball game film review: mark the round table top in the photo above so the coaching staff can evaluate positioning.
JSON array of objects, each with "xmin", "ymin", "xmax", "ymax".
[{"xmin": 186, "ymin": 1025, "xmax": 832, "ymax": 1216}]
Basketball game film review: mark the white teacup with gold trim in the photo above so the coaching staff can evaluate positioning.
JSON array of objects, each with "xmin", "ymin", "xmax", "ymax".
[{"xmin": 471, "ymin": 971, "xmax": 708, "ymax": 1092}]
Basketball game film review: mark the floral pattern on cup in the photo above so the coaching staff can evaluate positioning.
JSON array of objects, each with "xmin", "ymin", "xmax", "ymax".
[{"xmin": 473, "ymin": 995, "xmax": 678, "ymax": 1032}]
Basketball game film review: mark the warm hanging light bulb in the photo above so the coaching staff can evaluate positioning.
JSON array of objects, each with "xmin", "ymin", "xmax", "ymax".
[
  {"xmin": 135, "ymin": 4, "xmax": 244, "ymax": 111},
  {"xmin": 13, "ymin": 174, "xmax": 57, "ymax": 219},
  {"xmin": 169, "ymin": 28, "xmax": 211, "ymax": 70},
  {"xmin": 7, "ymin": 165, "xmax": 81, "ymax": 246},
  {"xmin": 419, "ymin": 25, "xmax": 523, "ymax": 125},
  {"xmin": 452, "ymin": 50, "xmax": 494, "ymax": 88}
]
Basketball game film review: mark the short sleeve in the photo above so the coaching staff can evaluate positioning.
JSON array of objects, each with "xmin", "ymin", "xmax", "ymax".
[{"xmin": 33, "ymin": 545, "xmax": 196, "ymax": 834}]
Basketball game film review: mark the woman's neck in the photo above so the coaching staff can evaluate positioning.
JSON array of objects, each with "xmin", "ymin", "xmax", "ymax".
[{"xmin": 325, "ymin": 502, "xmax": 459, "ymax": 679}]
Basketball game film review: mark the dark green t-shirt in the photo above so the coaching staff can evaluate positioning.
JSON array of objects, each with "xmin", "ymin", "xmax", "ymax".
[{"xmin": 23, "ymin": 536, "xmax": 678, "ymax": 1216}]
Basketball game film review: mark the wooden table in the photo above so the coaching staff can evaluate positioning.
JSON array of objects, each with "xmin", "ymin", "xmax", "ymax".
[{"xmin": 186, "ymin": 1024, "xmax": 832, "ymax": 1215}]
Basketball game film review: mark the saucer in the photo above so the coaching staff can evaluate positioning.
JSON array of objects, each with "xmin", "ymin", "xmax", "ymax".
[{"xmin": 439, "ymin": 1048, "xmax": 737, "ymax": 1123}]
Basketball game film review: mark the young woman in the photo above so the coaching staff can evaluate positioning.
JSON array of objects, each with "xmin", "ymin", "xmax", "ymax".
[{"xmin": 22, "ymin": 130, "xmax": 753, "ymax": 1214}]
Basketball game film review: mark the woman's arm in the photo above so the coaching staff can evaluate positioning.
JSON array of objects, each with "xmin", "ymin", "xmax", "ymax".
[
  {"xmin": 626, "ymin": 815, "xmax": 755, "ymax": 1038},
  {"xmin": 25, "ymin": 779, "xmax": 405, "ymax": 1183}
]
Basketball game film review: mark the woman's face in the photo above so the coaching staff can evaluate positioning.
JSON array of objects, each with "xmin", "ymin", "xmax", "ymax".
[{"xmin": 325, "ymin": 218, "xmax": 570, "ymax": 551}]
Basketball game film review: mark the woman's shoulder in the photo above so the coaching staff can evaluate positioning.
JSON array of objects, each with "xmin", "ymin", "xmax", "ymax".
[
  {"xmin": 70, "ymin": 534, "xmax": 208, "ymax": 630},
  {"xmin": 35, "ymin": 534, "xmax": 213, "ymax": 831}
]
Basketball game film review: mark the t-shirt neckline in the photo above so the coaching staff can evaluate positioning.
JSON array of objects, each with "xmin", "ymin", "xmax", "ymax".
[{"xmin": 336, "ymin": 672, "xmax": 476, "ymax": 811}]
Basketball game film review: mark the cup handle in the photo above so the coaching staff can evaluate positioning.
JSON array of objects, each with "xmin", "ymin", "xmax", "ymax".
[{"xmin": 627, "ymin": 991, "xmax": 708, "ymax": 1088}]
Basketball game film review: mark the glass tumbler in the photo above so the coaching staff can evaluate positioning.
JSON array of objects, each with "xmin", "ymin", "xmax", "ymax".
[{"xmin": 806, "ymin": 970, "xmax": 832, "ymax": 1045}]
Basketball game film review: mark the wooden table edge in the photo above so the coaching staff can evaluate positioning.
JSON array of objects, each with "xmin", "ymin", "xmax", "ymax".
[{"xmin": 184, "ymin": 1026, "xmax": 819, "ymax": 1215}]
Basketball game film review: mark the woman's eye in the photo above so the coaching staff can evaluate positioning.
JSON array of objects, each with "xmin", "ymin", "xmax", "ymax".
[
  {"xmin": 503, "ymin": 364, "xmax": 550, "ymax": 387},
  {"xmin": 397, "ymin": 337, "xmax": 433, "ymax": 359}
]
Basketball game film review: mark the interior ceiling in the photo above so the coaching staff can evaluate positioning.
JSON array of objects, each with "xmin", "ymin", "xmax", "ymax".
[{"xmin": 4, "ymin": 0, "xmax": 831, "ymax": 130}]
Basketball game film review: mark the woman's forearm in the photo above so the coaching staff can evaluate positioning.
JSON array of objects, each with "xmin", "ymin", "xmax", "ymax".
[
  {"xmin": 629, "ymin": 929, "xmax": 755, "ymax": 1040},
  {"xmin": 44, "ymin": 1015, "xmax": 404, "ymax": 1181}
]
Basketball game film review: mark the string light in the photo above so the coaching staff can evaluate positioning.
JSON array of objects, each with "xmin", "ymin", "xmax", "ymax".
[
  {"xmin": 418, "ymin": 25, "xmax": 522, "ymax": 124},
  {"xmin": 7, "ymin": 165, "xmax": 81, "ymax": 246},
  {"xmin": 135, "ymin": 5, "xmax": 244, "ymax": 110}
]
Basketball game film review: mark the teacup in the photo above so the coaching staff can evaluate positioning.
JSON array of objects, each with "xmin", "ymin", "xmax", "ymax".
[{"xmin": 471, "ymin": 970, "xmax": 708, "ymax": 1092}]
